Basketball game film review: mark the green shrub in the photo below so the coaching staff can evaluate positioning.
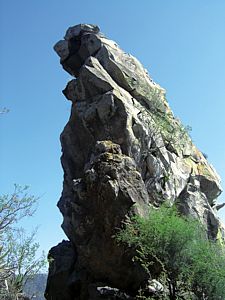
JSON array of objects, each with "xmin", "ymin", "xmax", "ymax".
[
  {"xmin": 187, "ymin": 239, "xmax": 225, "ymax": 299},
  {"xmin": 117, "ymin": 203, "xmax": 225, "ymax": 299}
]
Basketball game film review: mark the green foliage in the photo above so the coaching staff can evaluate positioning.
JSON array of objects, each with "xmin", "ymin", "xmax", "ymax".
[
  {"xmin": 0, "ymin": 185, "xmax": 37, "ymax": 232},
  {"xmin": 152, "ymin": 111, "xmax": 192, "ymax": 154},
  {"xmin": 146, "ymin": 88, "xmax": 192, "ymax": 154},
  {"xmin": 187, "ymin": 239, "xmax": 225, "ymax": 299},
  {"xmin": 0, "ymin": 186, "xmax": 46, "ymax": 299},
  {"xmin": 117, "ymin": 204, "xmax": 225, "ymax": 299},
  {"xmin": 6, "ymin": 228, "xmax": 46, "ymax": 286}
]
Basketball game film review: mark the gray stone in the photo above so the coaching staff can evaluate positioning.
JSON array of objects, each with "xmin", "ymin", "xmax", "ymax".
[
  {"xmin": 47, "ymin": 23, "xmax": 224, "ymax": 299},
  {"xmin": 64, "ymin": 24, "xmax": 100, "ymax": 40},
  {"xmin": 197, "ymin": 174, "xmax": 222, "ymax": 204},
  {"xmin": 45, "ymin": 240, "xmax": 77, "ymax": 300},
  {"xmin": 95, "ymin": 43, "xmax": 167, "ymax": 112},
  {"xmin": 147, "ymin": 279, "xmax": 164, "ymax": 294},
  {"xmin": 215, "ymin": 202, "xmax": 225, "ymax": 211},
  {"xmin": 59, "ymin": 141, "xmax": 149, "ymax": 295},
  {"xmin": 54, "ymin": 40, "xmax": 69, "ymax": 61},
  {"xmin": 72, "ymin": 56, "xmax": 117, "ymax": 100},
  {"xmin": 88, "ymin": 285, "xmax": 134, "ymax": 299},
  {"xmin": 177, "ymin": 178, "xmax": 219, "ymax": 239}
]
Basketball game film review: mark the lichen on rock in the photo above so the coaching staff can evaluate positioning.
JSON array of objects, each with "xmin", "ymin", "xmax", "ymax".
[{"xmin": 46, "ymin": 24, "xmax": 224, "ymax": 299}]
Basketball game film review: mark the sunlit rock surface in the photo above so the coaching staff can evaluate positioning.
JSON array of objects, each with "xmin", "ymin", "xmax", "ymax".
[{"xmin": 45, "ymin": 24, "xmax": 223, "ymax": 299}]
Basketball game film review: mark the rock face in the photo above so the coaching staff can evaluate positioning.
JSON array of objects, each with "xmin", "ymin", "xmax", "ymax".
[{"xmin": 45, "ymin": 24, "xmax": 224, "ymax": 299}]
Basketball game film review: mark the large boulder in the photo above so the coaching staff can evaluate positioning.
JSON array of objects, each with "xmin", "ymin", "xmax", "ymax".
[{"xmin": 46, "ymin": 24, "xmax": 224, "ymax": 299}]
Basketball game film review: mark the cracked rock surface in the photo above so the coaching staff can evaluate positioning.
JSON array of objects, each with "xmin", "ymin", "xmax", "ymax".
[{"xmin": 45, "ymin": 24, "xmax": 224, "ymax": 299}]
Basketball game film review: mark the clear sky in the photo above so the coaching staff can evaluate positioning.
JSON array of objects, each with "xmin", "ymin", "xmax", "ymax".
[{"xmin": 1, "ymin": 0, "xmax": 225, "ymax": 255}]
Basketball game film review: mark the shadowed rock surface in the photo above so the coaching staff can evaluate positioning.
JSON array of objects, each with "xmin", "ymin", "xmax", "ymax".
[{"xmin": 45, "ymin": 24, "xmax": 224, "ymax": 299}]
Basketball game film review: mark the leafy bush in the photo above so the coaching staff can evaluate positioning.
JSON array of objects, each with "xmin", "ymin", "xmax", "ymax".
[{"xmin": 117, "ymin": 203, "xmax": 225, "ymax": 299}]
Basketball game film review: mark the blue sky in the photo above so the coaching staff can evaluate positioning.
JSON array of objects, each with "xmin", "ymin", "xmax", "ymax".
[{"xmin": 1, "ymin": 0, "xmax": 225, "ymax": 255}]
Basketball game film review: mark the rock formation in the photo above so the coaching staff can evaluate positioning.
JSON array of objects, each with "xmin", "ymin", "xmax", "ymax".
[{"xmin": 45, "ymin": 24, "xmax": 224, "ymax": 299}]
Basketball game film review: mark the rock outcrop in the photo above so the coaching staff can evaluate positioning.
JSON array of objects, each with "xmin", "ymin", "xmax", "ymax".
[{"xmin": 45, "ymin": 24, "xmax": 224, "ymax": 299}]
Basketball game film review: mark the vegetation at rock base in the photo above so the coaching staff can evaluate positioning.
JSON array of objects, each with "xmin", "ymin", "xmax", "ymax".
[
  {"xmin": 0, "ymin": 185, "xmax": 46, "ymax": 300},
  {"xmin": 117, "ymin": 203, "xmax": 225, "ymax": 299}
]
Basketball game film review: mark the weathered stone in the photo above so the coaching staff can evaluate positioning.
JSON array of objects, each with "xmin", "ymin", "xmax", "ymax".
[
  {"xmin": 197, "ymin": 173, "xmax": 222, "ymax": 204},
  {"xmin": 64, "ymin": 24, "xmax": 100, "ymax": 41},
  {"xmin": 56, "ymin": 24, "xmax": 102, "ymax": 77},
  {"xmin": 215, "ymin": 202, "xmax": 225, "ymax": 211},
  {"xmin": 176, "ymin": 177, "xmax": 219, "ymax": 239},
  {"xmin": 147, "ymin": 279, "xmax": 164, "ymax": 294},
  {"xmin": 58, "ymin": 141, "xmax": 149, "ymax": 296},
  {"xmin": 54, "ymin": 40, "xmax": 69, "ymax": 61},
  {"xmin": 71, "ymin": 56, "xmax": 118, "ymax": 101},
  {"xmin": 45, "ymin": 240, "xmax": 77, "ymax": 300},
  {"xmin": 95, "ymin": 43, "xmax": 167, "ymax": 112},
  {"xmin": 46, "ymin": 23, "xmax": 224, "ymax": 299},
  {"xmin": 88, "ymin": 285, "xmax": 134, "ymax": 299}
]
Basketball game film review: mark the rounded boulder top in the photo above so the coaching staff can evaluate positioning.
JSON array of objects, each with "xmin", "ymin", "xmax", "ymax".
[{"xmin": 64, "ymin": 23, "xmax": 100, "ymax": 40}]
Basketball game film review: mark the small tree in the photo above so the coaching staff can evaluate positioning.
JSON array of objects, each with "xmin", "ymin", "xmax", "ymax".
[
  {"xmin": 0, "ymin": 185, "xmax": 46, "ymax": 299},
  {"xmin": 6, "ymin": 229, "xmax": 46, "ymax": 295},
  {"xmin": 117, "ymin": 203, "xmax": 225, "ymax": 299},
  {"xmin": 0, "ymin": 185, "xmax": 37, "ymax": 232}
]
